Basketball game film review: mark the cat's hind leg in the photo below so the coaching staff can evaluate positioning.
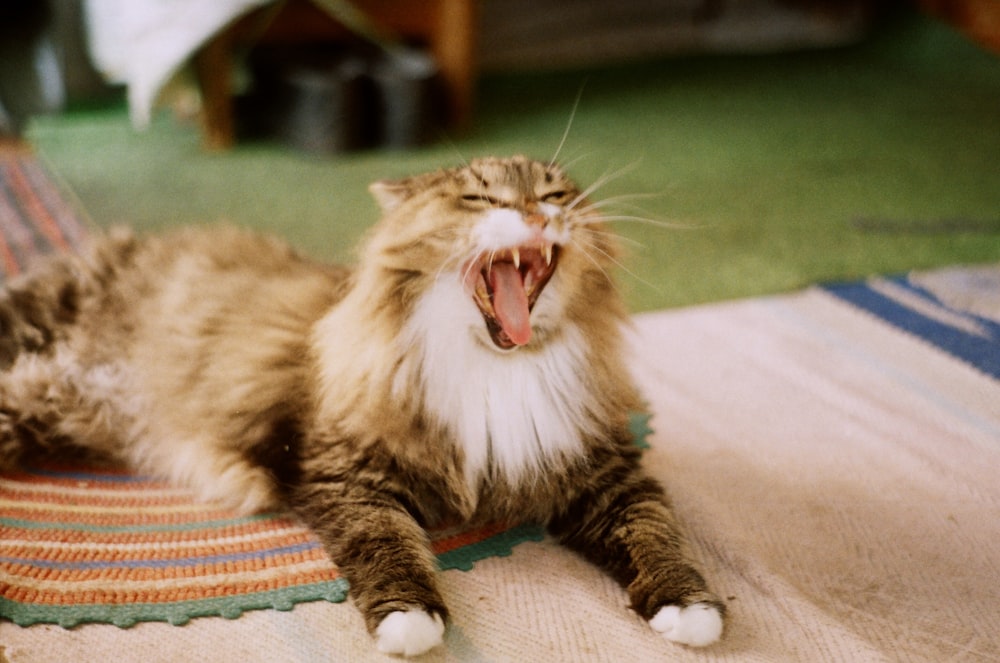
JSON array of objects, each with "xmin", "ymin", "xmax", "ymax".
[
  {"xmin": 0, "ymin": 350, "xmax": 134, "ymax": 470},
  {"xmin": 0, "ymin": 349, "xmax": 279, "ymax": 516},
  {"xmin": 129, "ymin": 435, "xmax": 280, "ymax": 515},
  {"xmin": 548, "ymin": 446, "xmax": 725, "ymax": 648}
]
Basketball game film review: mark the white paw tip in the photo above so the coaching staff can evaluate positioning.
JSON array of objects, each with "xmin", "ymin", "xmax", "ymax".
[
  {"xmin": 649, "ymin": 602, "xmax": 723, "ymax": 647},
  {"xmin": 375, "ymin": 609, "xmax": 445, "ymax": 657}
]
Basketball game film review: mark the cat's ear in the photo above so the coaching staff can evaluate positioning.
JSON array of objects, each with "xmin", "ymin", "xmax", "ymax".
[{"xmin": 368, "ymin": 180, "xmax": 414, "ymax": 214}]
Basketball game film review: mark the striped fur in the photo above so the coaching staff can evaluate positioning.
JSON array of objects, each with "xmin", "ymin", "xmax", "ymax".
[{"xmin": 0, "ymin": 157, "xmax": 723, "ymax": 655}]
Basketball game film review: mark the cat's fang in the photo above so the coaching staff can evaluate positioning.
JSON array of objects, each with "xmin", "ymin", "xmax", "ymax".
[
  {"xmin": 542, "ymin": 243, "xmax": 552, "ymax": 266},
  {"xmin": 512, "ymin": 248, "xmax": 520, "ymax": 269}
]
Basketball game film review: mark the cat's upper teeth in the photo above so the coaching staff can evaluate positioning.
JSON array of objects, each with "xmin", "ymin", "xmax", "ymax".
[{"xmin": 493, "ymin": 243, "xmax": 552, "ymax": 269}]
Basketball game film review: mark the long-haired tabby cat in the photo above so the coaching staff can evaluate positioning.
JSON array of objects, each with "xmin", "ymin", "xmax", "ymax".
[{"xmin": 0, "ymin": 156, "xmax": 724, "ymax": 656}]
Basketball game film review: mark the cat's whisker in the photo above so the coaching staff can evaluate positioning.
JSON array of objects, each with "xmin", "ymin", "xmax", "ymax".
[
  {"xmin": 573, "ymin": 233, "xmax": 664, "ymax": 294},
  {"xmin": 566, "ymin": 160, "xmax": 642, "ymax": 213},
  {"xmin": 569, "ymin": 196, "xmax": 698, "ymax": 232},
  {"xmin": 577, "ymin": 226, "xmax": 644, "ymax": 249},
  {"xmin": 567, "ymin": 236, "xmax": 616, "ymax": 289},
  {"xmin": 442, "ymin": 135, "xmax": 471, "ymax": 171},
  {"xmin": 549, "ymin": 85, "xmax": 586, "ymax": 170},
  {"xmin": 582, "ymin": 215, "xmax": 700, "ymax": 231},
  {"xmin": 453, "ymin": 248, "xmax": 485, "ymax": 286},
  {"xmin": 574, "ymin": 192, "xmax": 663, "ymax": 212},
  {"xmin": 557, "ymin": 151, "xmax": 595, "ymax": 173}
]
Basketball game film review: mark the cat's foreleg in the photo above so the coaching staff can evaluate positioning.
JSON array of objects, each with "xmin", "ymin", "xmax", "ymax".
[
  {"xmin": 548, "ymin": 451, "xmax": 725, "ymax": 648},
  {"xmin": 292, "ymin": 485, "xmax": 447, "ymax": 657}
]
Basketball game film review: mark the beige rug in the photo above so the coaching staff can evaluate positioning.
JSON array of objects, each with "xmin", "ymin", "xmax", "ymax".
[{"xmin": 2, "ymin": 267, "xmax": 999, "ymax": 661}]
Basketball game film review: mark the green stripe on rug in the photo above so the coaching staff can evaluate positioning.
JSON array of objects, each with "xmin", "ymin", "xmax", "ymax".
[{"xmin": 0, "ymin": 580, "xmax": 351, "ymax": 628}]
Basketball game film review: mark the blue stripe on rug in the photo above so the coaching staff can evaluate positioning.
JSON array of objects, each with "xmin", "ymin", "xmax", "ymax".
[
  {"xmin": 24, "ymin": 466, "xmax": 155, "ymax": 483},
  {"xmin": 823, "ymin": 277, "xmax": 1000, "ymax": 380},
  {"xmin": 0, "ymin": 542, "xmax": 321, "ymax": 571},
  {"xmin": 0, "ymin": 513, "xmax": 278, "ymax": 534}
]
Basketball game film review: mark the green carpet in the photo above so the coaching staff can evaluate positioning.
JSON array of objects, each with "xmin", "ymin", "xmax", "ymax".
[{"xmin": 25, "ymin": 11, "xmax": 1000, "ymax": 312}]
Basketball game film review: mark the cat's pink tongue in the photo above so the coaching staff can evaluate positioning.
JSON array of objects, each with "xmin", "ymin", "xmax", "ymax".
[{"xmin": 489, "ymin": 262, "xmax": 532, "ymax": 345}]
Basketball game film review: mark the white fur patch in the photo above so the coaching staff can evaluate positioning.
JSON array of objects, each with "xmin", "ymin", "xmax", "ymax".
[
  {"xmin": 472, "ymin": 208, "xmax": 570, "ymax": 253},
  {"xmin": 649, "ymin": 603, "xmax": 724, "ymax": 647},
  {"xmin": 404, "ymin": 276, "xmax": 592, "ymax": 486},
  {"xmin": 374, "ymin": 609, "xmax": 445, "ymax": 657},
  {"xmin": 474, "ymin": 209, "xmax": 535, "ymax": 249}
]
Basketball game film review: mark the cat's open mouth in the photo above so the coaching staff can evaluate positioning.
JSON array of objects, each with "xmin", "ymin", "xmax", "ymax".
[{"xmin": 465, "ymin": 244, "xmax": 559, "ymax": 349}]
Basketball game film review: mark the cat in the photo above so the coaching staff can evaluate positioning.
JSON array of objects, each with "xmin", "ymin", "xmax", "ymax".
[{"xmin": 0, "ymin": 155, "xmax": 724, "ymax": 657}]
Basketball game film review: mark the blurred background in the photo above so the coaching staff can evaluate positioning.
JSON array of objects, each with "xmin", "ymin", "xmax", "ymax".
[{"xmin": 1, "ymin": 0, "xmax": 998, "ymax": 311}]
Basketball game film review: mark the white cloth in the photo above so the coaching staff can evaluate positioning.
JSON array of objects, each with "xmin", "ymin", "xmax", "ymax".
[{"xmin": 84, "ymin": 0, "xmax": 273, "ymax": 128}]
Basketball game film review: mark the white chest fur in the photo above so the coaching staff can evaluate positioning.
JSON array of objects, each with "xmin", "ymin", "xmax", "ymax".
[{"xmin": 402, "ymin": 277, "xmax": 592, "ymax": 486}]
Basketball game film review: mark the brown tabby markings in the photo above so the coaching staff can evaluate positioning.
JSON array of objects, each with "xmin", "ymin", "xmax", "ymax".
[{"xmin": 0, "ymin": 156, "xmax": 723, "ymax": 654}]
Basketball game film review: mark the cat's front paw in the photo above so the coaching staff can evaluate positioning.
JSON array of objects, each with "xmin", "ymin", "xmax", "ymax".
[
  {"xmin": 649, "ymin": 602, "xmax": 724, "ymax": 647},
  {"xmin": 375, "ymin": 609, "xmax": 445, "ymax": 657}
]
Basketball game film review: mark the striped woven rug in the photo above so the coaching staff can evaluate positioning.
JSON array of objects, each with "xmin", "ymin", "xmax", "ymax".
[{"xmin": 0, "ymin": 146, "xmax": 89, "ymax": 277}]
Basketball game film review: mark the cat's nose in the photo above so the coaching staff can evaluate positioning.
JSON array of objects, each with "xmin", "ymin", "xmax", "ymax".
[
  {"xmin": 524, "ymin": 212, "xmax": 547, "ymax": 227},
  {"xmin": 523, "ymin": 202, "xmax": 547, "ymax": 227}
]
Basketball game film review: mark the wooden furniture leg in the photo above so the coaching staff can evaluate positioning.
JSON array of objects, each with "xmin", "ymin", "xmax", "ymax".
[
  {"xmin": 194, "ymin": 24, "xmax": 236, "ymax": 151},
  {"xmin": 193, "ymin": 0, "xmax": 478, "ymax": 150},
  {"xmin": 431, "ymin": 0, "xmax": 478, "ymax": 129}
]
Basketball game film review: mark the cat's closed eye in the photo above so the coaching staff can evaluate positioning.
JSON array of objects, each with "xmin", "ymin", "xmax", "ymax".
[
  {"xmin": 541, "ymin": 190, "xmax": 570, "ymax": 203},
  {"xmin": 461, "ymin": 193, "xmax": 503, "ymax": 206}
]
